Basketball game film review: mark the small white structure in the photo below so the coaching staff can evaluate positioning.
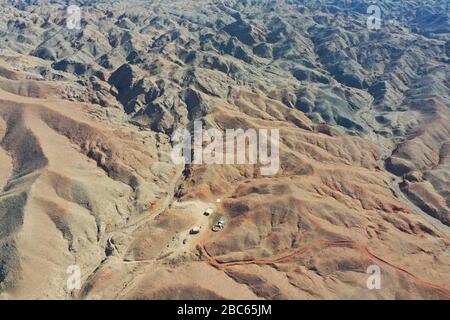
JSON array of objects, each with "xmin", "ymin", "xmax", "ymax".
[
  {"xmin": 204, "ymin": 208, "xmax": 214, "ymax": 216},
  {"xmin": 217, "ymin": 216, "xmax": 225, "ymax": 228},
  {"xmin": 189, "ymin": 226, "xmax": 201, "ymax": 234},
  {"xmin": 212, "ymin": 216, "xmax": 226, "ymax": 232}
]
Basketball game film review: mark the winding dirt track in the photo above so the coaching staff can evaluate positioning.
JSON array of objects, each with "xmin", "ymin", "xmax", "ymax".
[{"xmin": 201, "ymin": 239, "xmax": 450, "ymax": 298}]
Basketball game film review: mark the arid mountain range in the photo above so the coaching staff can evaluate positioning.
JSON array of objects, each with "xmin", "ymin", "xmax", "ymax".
[{"xmin": 0, "ymin": 0, "xmax": 449, "ymax": 299}]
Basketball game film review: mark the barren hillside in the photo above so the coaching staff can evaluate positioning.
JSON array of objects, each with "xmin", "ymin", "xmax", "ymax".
[{"xmin": 0, "ymin": 0, "xmax": 449, "ymax": 299}]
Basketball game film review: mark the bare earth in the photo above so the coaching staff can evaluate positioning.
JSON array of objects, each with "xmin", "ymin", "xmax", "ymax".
[{"xmin": 0, "ymin": 0, "xmax": 449, "ymax": 299}]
